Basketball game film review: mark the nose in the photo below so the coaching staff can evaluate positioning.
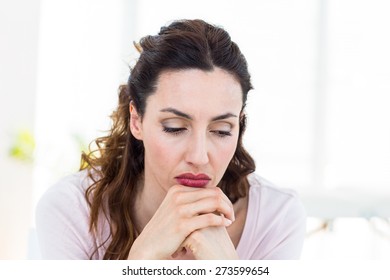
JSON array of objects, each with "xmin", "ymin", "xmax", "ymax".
[{"xmin": 185, "ymin": 131, "xmax": 209, "ymax": 167}]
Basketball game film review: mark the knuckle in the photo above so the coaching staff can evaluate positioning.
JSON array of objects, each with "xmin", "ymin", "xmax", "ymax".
[
  {"xmin": 212, "ymin": 188, "xmax": 225, "ymax": 202},
  {"xmin": 213, "ymin": 196, "xmax": 223, "ymax": 207},
  {"xmin": 212, "ymin": 187, "xmax": 222, "ymax": 196},
  {"xmin": 173, "ymin": 221, "xmax": 186, "ymax": 234},
  {"xmin": 206, "ymin": 213, "xmax": 219, "ymax": 225},
  {"xmin": 176, "ymin": 205, "xmax": 187, "ymax": 217},
  {"xmin": 169, "ymin": 185, "xmax": 181, "ymax": 194},
  {"xmin": 170, "ymin": 191, "xmax": 184, "ymax": 205}
]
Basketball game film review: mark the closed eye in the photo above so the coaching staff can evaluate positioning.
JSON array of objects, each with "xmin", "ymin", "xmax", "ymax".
[
  {"xmin": 211, "ymin": 130, "xmax": 232, "ymax": 138},
  {"xmin": 162, "ymin": 126, "xmax": 187, "ymax": 135},
  {"xmin": 163, "ymin": 127, "xmax": 232, "ymax": 138}
]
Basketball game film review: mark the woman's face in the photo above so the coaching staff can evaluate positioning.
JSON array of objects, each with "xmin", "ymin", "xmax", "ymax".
[{"xmin": 130, "ymin": 67, "xmax": 243, "ymax": 196}]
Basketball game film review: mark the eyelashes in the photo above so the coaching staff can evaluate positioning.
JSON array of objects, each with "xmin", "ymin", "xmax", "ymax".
[
  {"xmin": 162, "ymin": 126, "xmax": 186, "ymax": 135},
  {"xmin": 211, "ymin": 130, "xmax": 232, "ymax": 138},
  {"xmin": 162, "ymin": 126, "xmax": 232, "ymax": 138}
]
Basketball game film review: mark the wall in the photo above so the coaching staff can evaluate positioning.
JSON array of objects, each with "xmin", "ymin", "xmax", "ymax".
[{"xmin": 0, "ymin": 0, "xmax": 41, "ymax": 259}]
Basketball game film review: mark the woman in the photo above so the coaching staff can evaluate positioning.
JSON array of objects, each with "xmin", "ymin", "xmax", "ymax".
[{"xmin": 36, "ymin": 19, "xmax": 306, "ymax": 260}]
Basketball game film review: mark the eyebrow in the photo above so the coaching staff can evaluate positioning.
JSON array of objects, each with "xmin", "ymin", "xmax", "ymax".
[{"xmin": 160, "ymin": 107, "xmax": 238, "ymax": 121}]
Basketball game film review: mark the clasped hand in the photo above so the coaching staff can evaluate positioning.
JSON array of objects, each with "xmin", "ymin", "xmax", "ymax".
[{"xmin": 128, "ymin": 185, "xmax": 238, "ymax": 259}]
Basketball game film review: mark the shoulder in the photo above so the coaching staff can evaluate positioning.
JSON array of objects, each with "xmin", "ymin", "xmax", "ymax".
[
  {"xmin": 247, "ymin": 173, "xmax": 299, "ymax": 197},
  {"xmin": 247, "ymin": 173, "xmax": 304, "ymax": 214},
  {"xmin": 237, "ymin": 173, "xmax": 306, "ymax": 259},
  {"xmin": 37, "ymin": 169, "xmax": 93, "ymax": 212},
  {"xmin": 35, "ymin": 169, "xmax": 99, "ymax": 259}
]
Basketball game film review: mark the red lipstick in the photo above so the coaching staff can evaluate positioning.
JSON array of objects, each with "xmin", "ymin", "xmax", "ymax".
[{"xmin": 175, "ymin": 173, "xmax": 211, "ymax": 188}]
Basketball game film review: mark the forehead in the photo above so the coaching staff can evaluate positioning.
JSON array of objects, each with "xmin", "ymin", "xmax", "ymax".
[{"xmin": 146, "ymin": 68, "xmax": 243, "ymax": 115}]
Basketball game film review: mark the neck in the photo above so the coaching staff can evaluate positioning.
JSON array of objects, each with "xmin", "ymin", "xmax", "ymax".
[{"xmin": 132, "ymin": 172, "xmax": 165, "ymax": 233}]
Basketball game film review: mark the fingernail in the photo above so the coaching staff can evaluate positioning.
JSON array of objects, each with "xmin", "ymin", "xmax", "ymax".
[{"xmin": 225, "ymin": 218, "xmax": 233, "ymax": 226}]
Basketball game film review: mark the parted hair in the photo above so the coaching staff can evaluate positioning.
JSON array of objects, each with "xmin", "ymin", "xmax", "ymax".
[{"xmin": 81, "ymin": 19, "xmax": 256, "ymax": 259}]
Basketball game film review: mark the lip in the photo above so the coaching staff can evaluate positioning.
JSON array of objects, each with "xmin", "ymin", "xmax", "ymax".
[{"xmin": 175, "ymin": 173, "xmax": 211, "ymax": 188}]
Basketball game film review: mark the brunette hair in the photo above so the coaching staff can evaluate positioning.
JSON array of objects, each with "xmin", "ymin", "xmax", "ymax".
[{"xmin": 81, "ymin": 19, "xmax": 256, "ymax": 260}]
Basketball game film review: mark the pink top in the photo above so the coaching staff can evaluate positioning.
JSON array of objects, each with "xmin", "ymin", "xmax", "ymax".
[{"xmin": 36, "ymin": 170, "xmax": 306, "ymax": 259}]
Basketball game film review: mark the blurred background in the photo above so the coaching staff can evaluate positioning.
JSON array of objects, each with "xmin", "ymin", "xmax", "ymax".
[{"xmin": 1, "ymin": 0, "xmax": 390, "ymax": 259}]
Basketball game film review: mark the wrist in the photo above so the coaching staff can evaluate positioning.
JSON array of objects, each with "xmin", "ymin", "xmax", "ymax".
[{"xmin": 127, "ymin": 239, "xmax": 153, "ymax": 260}]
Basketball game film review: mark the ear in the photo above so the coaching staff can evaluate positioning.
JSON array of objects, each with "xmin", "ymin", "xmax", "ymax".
[{"xmin": 129, "ymin": 101, "xmax": 143, "ymax": 140}]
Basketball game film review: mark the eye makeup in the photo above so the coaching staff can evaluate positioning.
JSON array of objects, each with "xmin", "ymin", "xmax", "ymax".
[
  {"xmin": 210, "ymin": 130, "xmax": 232, "ymax": 138},
  {"xmin": 209, "ymin": 121, "xmax": 233, "ymax": 137},
  {"xmin": 162, "ymin": 126, "xmax": 187, "ymax": 135},
  {"xmin": 162, "ymin": 123, "xmax": 233, "ymax": 138}
]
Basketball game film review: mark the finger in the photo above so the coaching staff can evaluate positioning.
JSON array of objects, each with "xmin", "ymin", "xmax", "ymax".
[
  {"xmin": 181, "ymin": 213, "xmax": 232, "ymax": 235},
  {"xmin": 184, "ymin": 196, "xmax": 235, "ymax": 222},
  {"xmin": 171, "ymin": 247, "xmax": 187, "ymax": 259},
  {"xmin": 168, "ymin": 186, "xmax": 234, "ymax": 216},
  {"xmin": 169, "ymin": 184, "xmax": 231, "ymax": 206}
]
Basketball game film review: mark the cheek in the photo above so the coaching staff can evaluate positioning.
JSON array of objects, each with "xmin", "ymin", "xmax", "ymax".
[
  {"xmin": 212, "ymin": 137, "xmax": 239, "ymax": 170},
  {"xmin": 143, "ymin": 132, "xmax": 180, "ymax": 170},
  {"xmin": 145, "ymin": 138, "xmax": 166, "ymax": 162}
]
